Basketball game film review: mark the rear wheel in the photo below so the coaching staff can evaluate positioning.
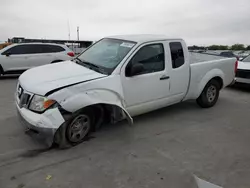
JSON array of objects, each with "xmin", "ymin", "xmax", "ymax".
[{"xmin": 196, "ymin": 80, "xmax": 220, "ymax": 108}]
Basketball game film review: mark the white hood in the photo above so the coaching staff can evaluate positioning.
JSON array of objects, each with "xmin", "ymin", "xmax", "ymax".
[
  {"xmin": 19, "ymin": 61, "xmax": 106, "ymax": 96},
  {"xmin": 238, "ymin": 61, "xmax": 250, "ymax": 70}
]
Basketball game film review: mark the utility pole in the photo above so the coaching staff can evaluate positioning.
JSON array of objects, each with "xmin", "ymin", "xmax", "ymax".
[
  {"xmin": 77, "ymin": 26, "xmax": 79, "ymax": 41},
  {"xmin": 77, "ymin": 26, "xmax": 80, "ymax": 47},
  {"xmin": 67, "ymin": 20, "xmax": 71, "ymax": 40}
]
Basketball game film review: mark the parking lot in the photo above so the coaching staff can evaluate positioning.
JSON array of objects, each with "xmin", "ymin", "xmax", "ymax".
[{"xmin": 0, "ymin": 77, "xmax": 249, "ymax": 188}]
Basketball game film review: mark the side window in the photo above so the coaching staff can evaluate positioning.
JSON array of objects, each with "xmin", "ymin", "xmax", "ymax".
[
  {"xmin": 42, "ymin": 45, "xmax": 65, "ymax": 53},
  {"xmin": 2, "ymin": 45, "xmax": 27, "ymax": 55},
  {"xmin": 126, "ymin": 43, "xmax": 165, "ymax": 76},
  {"xmin": 2, "ymin": 45, "xmax": 43, "ymax": 55},
  {"xmin": 50, "ymin": 45, "xmax": 65, "ymax": 52},
  {"xmin": 170, "ymin": 42, "xmax": 184, "ymax": 68},
  {"xmin": 29, "ymin": 45, "xmax": 43, "ymax": 54}
]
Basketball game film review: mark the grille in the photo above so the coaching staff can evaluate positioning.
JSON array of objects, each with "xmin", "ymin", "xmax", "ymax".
[
  {"xmin": 19, "ymin": 93, "xmax": 31, "ymax": 107},
  {"xmin": 17, "ymin": 85, "xmax": 31, "ymax": 108},
  {"xmin": 236, "ymin": 69, "xmax": 250, "ymax": 79}
]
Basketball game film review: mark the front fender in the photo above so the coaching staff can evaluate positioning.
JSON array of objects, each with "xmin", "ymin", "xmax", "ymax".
[
  {"xmin": 197, "ymin": 69, "xmax": 224, "ymax": 98},
  {"xmin": 50, "ymin": 89, "xmax": 133, "ymax": 125}
]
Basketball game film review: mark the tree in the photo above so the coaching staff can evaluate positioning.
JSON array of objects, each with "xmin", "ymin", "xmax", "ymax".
[
  {"xmin": 208, "ymin": 45, "xmax": 219, "ymax": 50},
  {"xmin": 231, "ymin": 44, "xmax": 245, "ymax": 51},
  {"xmin": 246, "ymin": 45, "xmax": 250, "ymax": 50},
  {"xmin": 188, "ymin": 45, "xmax": 206, "ymax": 51},
  {"xmin": 208, "ymin": 45, "xmax": 229, "ymax": 50}
]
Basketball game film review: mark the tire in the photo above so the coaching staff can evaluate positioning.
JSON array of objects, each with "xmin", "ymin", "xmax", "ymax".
[
  {"xmin": 55, "ymin": 109, "xmax": 94, "ymax": 149},
  {"xmin": 196, "ymin": 80, "xmax": 220, "ymax": 108}
]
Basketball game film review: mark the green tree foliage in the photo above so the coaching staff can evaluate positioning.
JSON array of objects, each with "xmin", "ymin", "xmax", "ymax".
[
  {"xmin": 208, "ymin": 45, "xmax": 229, "ymax": 50},
  {"xmin": 230, "ymin": 44, "xmax": 245, "ymax": 51},
  {"xmin": 207, "ymin": 44, "xmax": 250, "ymax": 51}
]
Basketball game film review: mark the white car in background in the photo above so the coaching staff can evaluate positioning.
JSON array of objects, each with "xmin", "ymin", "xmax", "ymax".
[
  {"xmin": 235, "ymin": 55, "xmax": 250, "ymax": 84},
  {"xmin": 0, "ymin": 43, "xmax": 75, "ymax": 76}
]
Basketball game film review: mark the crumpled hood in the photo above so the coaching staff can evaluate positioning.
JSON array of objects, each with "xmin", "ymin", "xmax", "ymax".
[
  {"xmin": 238, "ymin": 61, "xmax": 250, "ymax": 70},
  {"xmin": 19, "ymin": 61, "xmax": 106, "ymax": 96}
]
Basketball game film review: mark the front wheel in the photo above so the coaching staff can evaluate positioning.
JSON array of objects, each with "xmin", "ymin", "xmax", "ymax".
[
  {"xmin": 196, "ymin": 80, "xmax": 220, "ymax": 108},
  {"xmin": 66, "ymin": 114, "xmax": 92, "ymax": 144},
  {"xmin": 55, "ymin": 110, "xmax": 94, "ymax": 148}
]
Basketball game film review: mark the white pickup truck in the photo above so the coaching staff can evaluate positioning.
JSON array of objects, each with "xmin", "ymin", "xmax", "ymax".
[{"xmin": 16, "ymin": 35, "xmax": 237, "ymax": 147}]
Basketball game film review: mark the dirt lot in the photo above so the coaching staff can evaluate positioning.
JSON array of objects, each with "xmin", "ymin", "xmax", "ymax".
[{"xmin": 0, "ymin": 77, "xmax": 249, "ymax": 188}]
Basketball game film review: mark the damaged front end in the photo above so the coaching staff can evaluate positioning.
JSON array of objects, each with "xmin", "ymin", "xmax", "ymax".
[{"xmin": 16, "ymin": 104, "xmax": 66, "ymax": 147}]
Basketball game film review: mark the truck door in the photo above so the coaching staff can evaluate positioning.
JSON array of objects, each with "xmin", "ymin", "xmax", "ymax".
[
  {"xmin": 121, "ymin": 42, "xmax": 170, "ymax": 116},
  {"xmin": 167, "ymin": 41, "xmax": 189, "ymax": 102}
]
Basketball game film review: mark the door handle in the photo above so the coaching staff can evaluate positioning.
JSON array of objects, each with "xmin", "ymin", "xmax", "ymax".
[{"xmin": 160, "ymin": 75, "xmax": 170, "ymax": 80}]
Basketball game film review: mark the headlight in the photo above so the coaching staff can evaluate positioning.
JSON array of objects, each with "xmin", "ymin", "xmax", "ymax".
[{"xmin": 29, "ymin": 95, "xmax": 56, "ymax": 112}]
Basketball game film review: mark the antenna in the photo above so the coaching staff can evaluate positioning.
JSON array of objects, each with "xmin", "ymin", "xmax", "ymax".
[
  {"xmin": 77, "ymin": 26, "xmax": 79, "ymax": 41},
  {"xmin": 77, "ymin": 26, "xmax": 79, "ymax": 47},
  {"xmin": 67, "ymin": 20, "xmax": 71, "ymax": 40}
]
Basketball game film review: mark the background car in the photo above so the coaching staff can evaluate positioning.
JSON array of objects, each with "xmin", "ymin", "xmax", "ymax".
[
  {"xmin": 0, "ymin": 43, "xmax": 75, "ymax": 76},
  {"xmin": 220, "ymin": 51, "xmax": 239, "ymax": 60},
  {"xmin": 235, "ymin": 55, "xmax": 250, "ymax": 85}
]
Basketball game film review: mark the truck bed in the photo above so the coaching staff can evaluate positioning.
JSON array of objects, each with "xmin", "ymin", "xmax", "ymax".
[
  {"xmin": 189, "ymin": 52, "xmax": 226, "ymax": 64},
  {"xmin": 184, "ymin": 55, "xmax": 236, "ymax": 100}
]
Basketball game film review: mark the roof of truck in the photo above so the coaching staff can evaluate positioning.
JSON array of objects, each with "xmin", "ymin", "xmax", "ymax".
[{"xmin": 107, "ymin": 34, "xmax": 183, "ymax": 43}]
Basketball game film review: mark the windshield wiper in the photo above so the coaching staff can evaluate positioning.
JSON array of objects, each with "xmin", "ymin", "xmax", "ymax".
[{"xmin": 74, "ymin": 58, "xmax": 107, "ymax": 75}]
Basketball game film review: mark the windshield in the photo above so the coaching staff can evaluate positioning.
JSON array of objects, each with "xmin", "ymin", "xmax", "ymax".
[
  {"xmin": 76, "ymin": 38, "xmax": 136, "ymax": 74},
  {"xmin": 242, "ymin": 55, "xmax": 250, "ymax": 62}
]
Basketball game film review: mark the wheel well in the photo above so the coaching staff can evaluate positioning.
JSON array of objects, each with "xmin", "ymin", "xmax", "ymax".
[
  {"xmin": 211, "ymin": 77, "xmax": 223, "ymax": 89},
  {"xmin": 51, "ymin": 60, "xmax": 63, "ymax": 64},
  {"xmin": 0, "ymin": 65, "xmax": 4, "ymax": 73},
  {"xmin": 78, "ymin": 104, "xmax": 124, "ymax": 129}
]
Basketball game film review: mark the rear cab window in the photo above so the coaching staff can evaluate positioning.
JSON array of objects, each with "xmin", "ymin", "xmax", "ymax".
[{"xmin": 169, "ymin": 42, "xmax": 185, "ymax": 68}]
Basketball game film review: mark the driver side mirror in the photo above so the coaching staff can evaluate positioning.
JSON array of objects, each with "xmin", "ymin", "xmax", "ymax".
[{"xmin": 129, "ymin": 63, "xmax": 144, "ymax": 76}]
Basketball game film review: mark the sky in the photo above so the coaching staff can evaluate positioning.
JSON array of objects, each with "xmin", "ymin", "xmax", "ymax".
[{"xmin": 1, "ymin": 0, "xmax": 250, "ymax": 46}]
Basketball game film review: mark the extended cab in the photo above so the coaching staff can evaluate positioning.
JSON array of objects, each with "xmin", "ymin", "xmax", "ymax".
[{"xmin": 16, "ymin": 35, "xmax": 237, "ymax": 147}]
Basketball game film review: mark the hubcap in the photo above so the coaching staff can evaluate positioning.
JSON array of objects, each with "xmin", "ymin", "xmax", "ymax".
[
  {"xmin": 67, "ymin": 114, "xmax": 90, "ymax": 143},
  {"xmin": 207, "ymin": 85, "xmax": 217, "ymax": 103}
]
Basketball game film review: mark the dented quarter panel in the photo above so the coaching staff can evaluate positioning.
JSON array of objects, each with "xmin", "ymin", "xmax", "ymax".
[{"xmin": 48, "ymin": 75, "xmax": 133, "ymax": 124}]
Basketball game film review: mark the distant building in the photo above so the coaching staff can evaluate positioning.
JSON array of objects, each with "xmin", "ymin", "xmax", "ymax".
[{"xmin": 8, "ymin": 37, "xmax": 93, "ymax": 48}]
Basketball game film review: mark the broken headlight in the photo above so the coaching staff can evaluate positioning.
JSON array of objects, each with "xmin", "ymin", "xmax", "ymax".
[{"xmin": 29, "ymin": 95, "xmax": 56, "ymax": 112}]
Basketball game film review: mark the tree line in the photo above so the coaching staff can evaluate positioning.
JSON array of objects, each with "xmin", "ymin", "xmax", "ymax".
[{"xmin": 189, "ymin": 44, "xmax": 250, "ymax": 51}]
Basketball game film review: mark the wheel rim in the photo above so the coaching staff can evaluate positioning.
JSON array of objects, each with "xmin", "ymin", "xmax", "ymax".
[
  {"xmin": 206, "ymin": 85, "xmax": 217, "ymax": 103},
  {"xmin": 67, "ymin": 114, "xmax": 91, "ymax": 143}
]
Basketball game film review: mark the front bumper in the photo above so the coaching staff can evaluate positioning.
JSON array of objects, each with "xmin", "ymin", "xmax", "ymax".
[{"xmin": 16, "ymin": 103, "xmax": 65, "ymax": 147}]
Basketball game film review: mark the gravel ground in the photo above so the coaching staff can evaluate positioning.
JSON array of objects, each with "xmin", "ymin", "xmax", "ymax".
[{"xmin": 0, "ymin": 76, "xmax": 249, "ymax": 188}]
